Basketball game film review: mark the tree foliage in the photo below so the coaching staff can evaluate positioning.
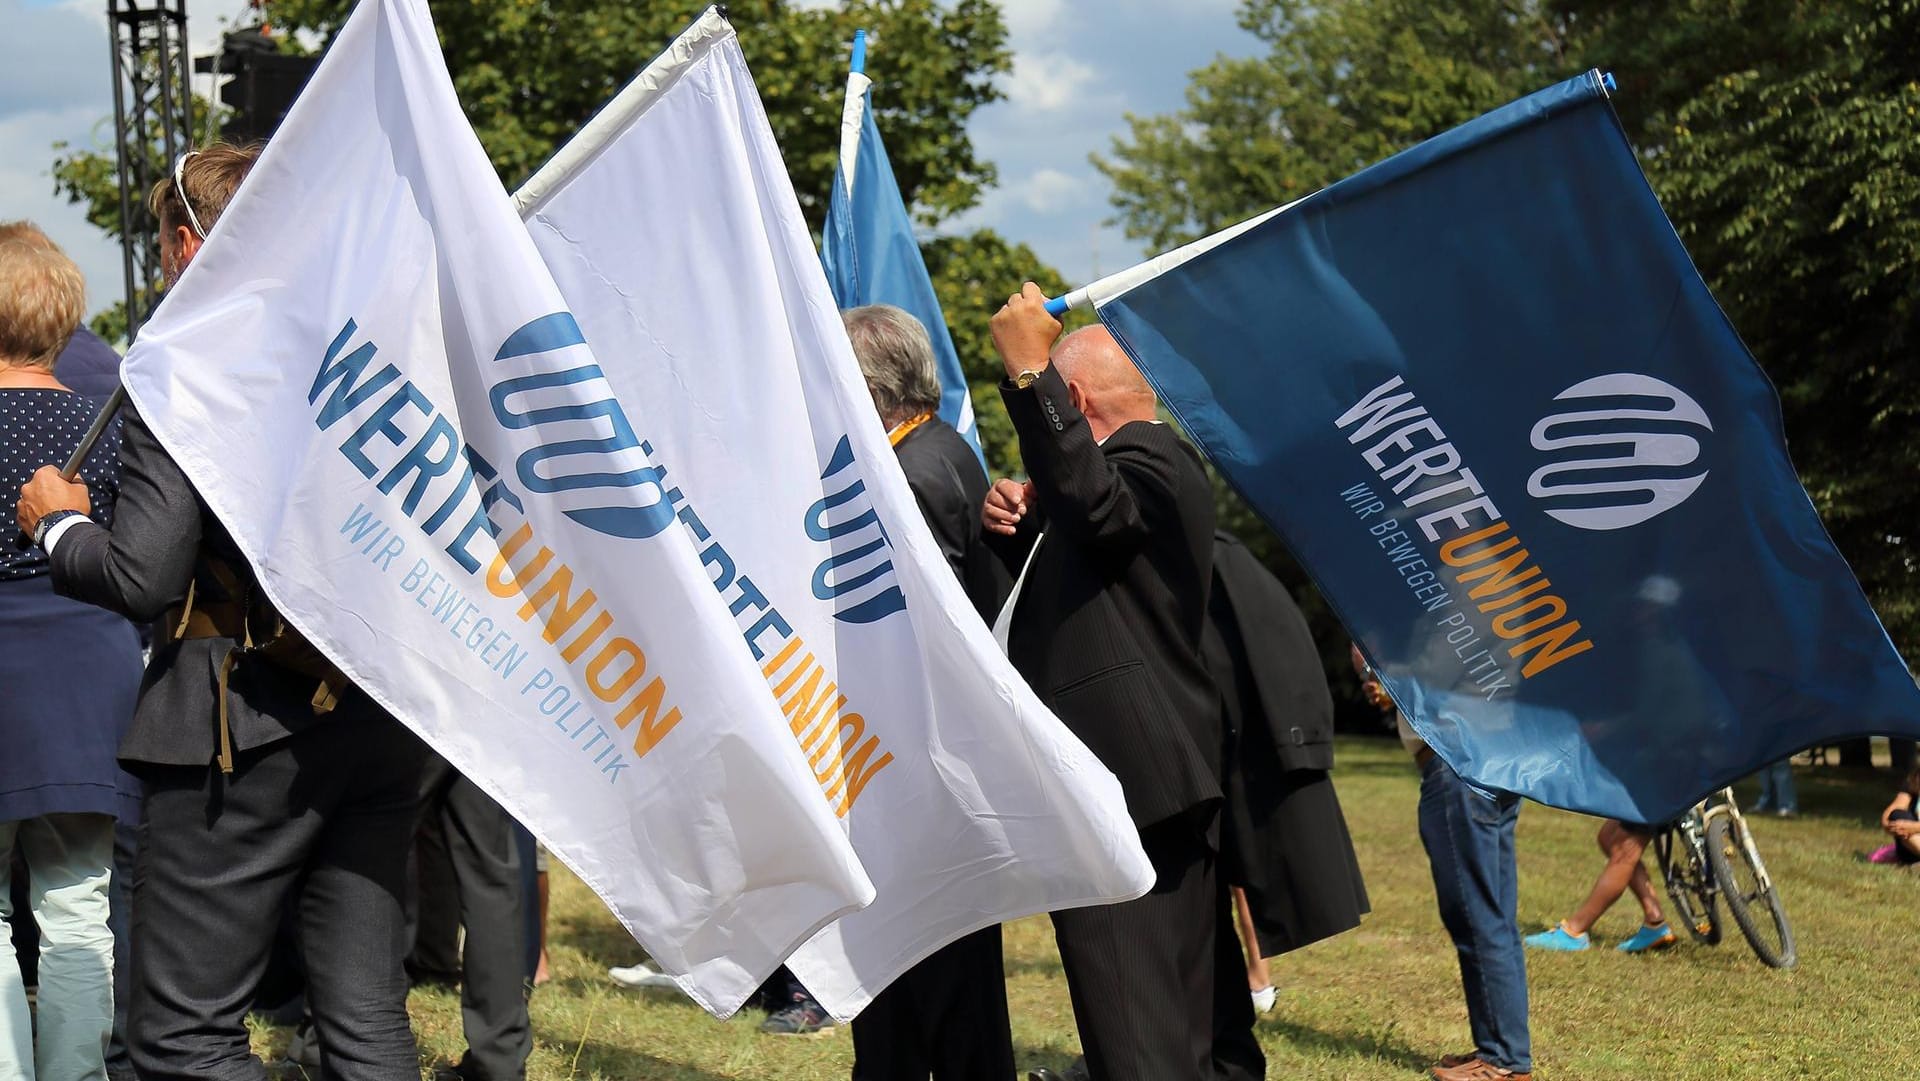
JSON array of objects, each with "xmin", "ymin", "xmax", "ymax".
[
  {"xmin": 923, "ymin": 229, "xmax": 1085, "ymax": 478},
  {"xmin": 1593, "ymin": 0, "xmax": 1920, "ymax": 644},
  {"xmin": 254, "ymin": 0, "xmax": 1007, "ymax": 228},
  {"xmin": 53, "ymin": 0, "xmax": 1016, "ymax": 341},
  {"xmin": 1097, "ymin": 0, "xmax": 1574, "ymax": 251},
  {"xmin": 1100, "ymin": 0, "xmax": 1920, "ymax": 654}
]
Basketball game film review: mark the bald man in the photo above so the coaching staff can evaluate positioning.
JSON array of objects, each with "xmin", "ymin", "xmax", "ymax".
[{"xmin": 984, "ymin": 286, "xmax": 1246, "ymax": 1081}]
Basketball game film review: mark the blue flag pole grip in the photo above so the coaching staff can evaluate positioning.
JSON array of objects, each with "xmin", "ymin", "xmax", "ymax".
[
  {"xmin": 1043, "ymin": 295, "xmax": 1070, "ymax": 317},
  {"xmin": 850, "ymin": 29, "xmax": 867, "ymax": 75},
  {"xmin": 1601, "ymin": 71, "xmax": 1616, "ymax": 93}
]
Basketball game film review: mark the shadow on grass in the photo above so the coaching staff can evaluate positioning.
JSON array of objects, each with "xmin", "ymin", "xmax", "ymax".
[
  {"xmin": 529, "ymin": 1039, "xmax": 738, "ymax": 1081},
  {"xmin": 1331, "ymin": 756, "xmax": 1424, "ymax": 779},
  {"xmin": 1017, "ymin": 1016, "xmax": 1431, "ymax": 1076},
  {"xmin": 1002, "ymin": 951, "xmax": 1066, "ymax": 979},
  {"xmin": 1261, "ymin": 1015, "xmax": 1431, "ymax": 1072},
  {"xmin": 551, "ymin": 908, "xmax": 649, "ymax": 969}
]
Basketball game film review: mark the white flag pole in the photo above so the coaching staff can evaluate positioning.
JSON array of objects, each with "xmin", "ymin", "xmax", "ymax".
[{"xmin": 1041, "ymin": 196, "xmax": 1306, "ymax": 316}]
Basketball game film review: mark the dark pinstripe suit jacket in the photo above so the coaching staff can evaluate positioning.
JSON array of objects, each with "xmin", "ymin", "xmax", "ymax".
[
  {"xmin": 52, "ymin": 408, "xmax": 344, "ymax": 769},
  {"xmin": 991, "ymin": 365, "xmax": 1222, "ymax": 830}
]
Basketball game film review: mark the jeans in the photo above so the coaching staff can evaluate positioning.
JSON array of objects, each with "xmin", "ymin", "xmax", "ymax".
[
  {"xmin": 1754, "ymin": 760, "xmax": 1797, "ymax": 813},
  {"xmin": 1, "ymin": 813, "xmax": 116, "ymax": 1081},
  {"xmin": 1418, "ymin": 756, "xmax": 1530, "ymax": 1074}
]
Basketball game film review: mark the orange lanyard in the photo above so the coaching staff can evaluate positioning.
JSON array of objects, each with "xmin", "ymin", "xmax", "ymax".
[{"xmin": 887, "ymin": 412, "xmax": 934, "ymax": 447}]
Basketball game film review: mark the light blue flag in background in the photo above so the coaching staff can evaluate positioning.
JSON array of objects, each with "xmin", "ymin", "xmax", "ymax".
[
  {"xmin": 1057, "ymin": 70, "xmax": 1920, "ymax": 825},
  {"xmin": 821, "ymin": 34, "xmax": 984, "ymax": 468}
]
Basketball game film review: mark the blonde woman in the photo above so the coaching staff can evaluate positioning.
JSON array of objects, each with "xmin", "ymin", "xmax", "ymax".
[{"xmin": 0, "ymin": 221, "xmax": 141, "ymax": 1081}]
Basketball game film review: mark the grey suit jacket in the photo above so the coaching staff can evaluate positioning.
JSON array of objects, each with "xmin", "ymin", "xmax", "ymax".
[{"xmin": 51, "ymin": 408, "xmax": 345, "ymax": 770}]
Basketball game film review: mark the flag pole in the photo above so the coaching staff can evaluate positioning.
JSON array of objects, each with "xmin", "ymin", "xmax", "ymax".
[
  {"xmin": 849, "ymin": 28, "xmax": 866, "ymax": 75},
  {"xmin": 61, "ymin": 385, "xmax": 127, "ymax": 479}
]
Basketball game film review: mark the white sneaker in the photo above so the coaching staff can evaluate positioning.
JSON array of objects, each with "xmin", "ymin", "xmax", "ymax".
[
  {"xmin": 608, "ymin": 962, "xmax": 683, "ymax": 993},
  {"xmin": 1250, "ymin": 984, "xmax": 1276, "ymax": 1015}
]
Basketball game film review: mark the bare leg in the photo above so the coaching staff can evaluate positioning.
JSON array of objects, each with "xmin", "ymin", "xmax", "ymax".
[
  {"xmin": 1627, "ymin": 860, "xmax": 1665, "ymax": 926},
  {"xmin": 1231, "ymin": 887, "xmax": 1270, "ymax": 991},
  {"xmin": 533, "ymin": 869, "xmax": 551, "ymax": 987},
  {"xmin": 1564, "ymin": 821, "xmax": 1651, "ymax": 936},
  {"xmin": 1899, "ymin": 833, "xmax": 1920, "ymax": 860}
]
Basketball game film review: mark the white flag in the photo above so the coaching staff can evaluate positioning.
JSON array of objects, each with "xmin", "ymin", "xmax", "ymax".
[
  {"xmin": 516, "ymin": 8, "xmax": 1154, "ymax": 1017},
  {"xmin": 117, "ymin": 0, "xmax": 872, "ymax": 1016}
]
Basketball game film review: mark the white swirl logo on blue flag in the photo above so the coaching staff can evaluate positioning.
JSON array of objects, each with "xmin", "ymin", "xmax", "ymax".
[
  {"xmin": 1084, "ymin": 68, "xmax": 1920, "ymax": 824},
  {"xmin": 1526, "ymin": 373, "xmax": 1713, "ymax": 532}
]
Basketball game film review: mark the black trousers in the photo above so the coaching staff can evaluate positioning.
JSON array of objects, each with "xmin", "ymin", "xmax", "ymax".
[
  {"xmin": 850, "ymin": 925, "xmax": 1015, "ymax": 1081},
  {"xmin": 106, "ymin": 807, "xmax": 141, "ymax": 1080},
  {"xmin": 1208, "ymin": 890, "xmax": 1263, "ymax": 1081},
  {"xmin": 408, "ymin": 805, "xmax": 464, "ymax": 985},
  {"xmin": 410, "ymin": 753, "xmax": 531, "ymax": 1081},
  {"xmin": 127, "ymin": 708, "xmax": 426, "ymax": 1081},
  {"xmin": 1052, "ymin": 817, "xmax": 1259, "ymax": 1081}
]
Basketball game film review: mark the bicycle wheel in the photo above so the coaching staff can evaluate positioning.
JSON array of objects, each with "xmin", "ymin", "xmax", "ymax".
[
  {"xmin": 1655, "ymin": 828, "xmax": 1719, "ymax": 945},
  {"xmin": 1705, "ymin": 816, "xmax": 1796, "ymax": 968}
]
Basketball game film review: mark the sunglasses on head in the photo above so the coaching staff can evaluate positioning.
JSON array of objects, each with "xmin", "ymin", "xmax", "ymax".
[{"xmin": 172, "ymin": 151, "xmax": 209, "ymax": 239}]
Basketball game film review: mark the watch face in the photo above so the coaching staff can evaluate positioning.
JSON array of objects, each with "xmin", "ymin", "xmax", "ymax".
[{"xmin": 1016, "ymin": 370, "xmax": 1040, "ymax": 389}]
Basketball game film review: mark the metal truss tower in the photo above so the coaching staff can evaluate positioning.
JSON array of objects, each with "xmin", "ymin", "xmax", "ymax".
[{"xmin": 107, "ymin": 0, "xmax": 193, "ymax": 332}]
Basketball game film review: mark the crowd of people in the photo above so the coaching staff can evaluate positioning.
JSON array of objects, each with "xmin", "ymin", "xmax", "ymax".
[{"xmin": 0, "ymin": 136, "xmax": 1906, "ymax": 1081}]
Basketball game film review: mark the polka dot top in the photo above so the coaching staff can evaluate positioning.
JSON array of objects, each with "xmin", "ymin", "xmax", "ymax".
[{"xmin": 1, "ymin": 388, "xmax": 124, "ymax": 582}]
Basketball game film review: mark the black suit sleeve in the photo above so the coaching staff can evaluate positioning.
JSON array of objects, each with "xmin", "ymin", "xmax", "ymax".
[
  {"xmin": 1000, "ymin": 364, "xmax": 1178, "ymax": 557},
  {"xmin": 52, "ymin": 410, "xmax": 200, "ymax": 623}
]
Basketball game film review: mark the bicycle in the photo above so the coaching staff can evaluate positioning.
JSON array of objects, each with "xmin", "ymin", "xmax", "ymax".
[{"xmin": 1653, "ymin": 787, "xmax": 1797, "ymax": 968}]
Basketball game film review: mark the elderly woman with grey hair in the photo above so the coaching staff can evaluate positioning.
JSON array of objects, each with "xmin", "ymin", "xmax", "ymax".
[
  {"xmin": 840, "ymin": 304, "xmax": 1005, "ymax": 612},
  {"xmin": 838, "ymin": 303, "xmax": 1014, "ymax": 1081},
  {"xmin": 0, "ymin": 221, "xmax": 141, "ymax": 1081},
  {"xmin": 844, "ymin": 303, "xmax": 947, "ymax": 431}
]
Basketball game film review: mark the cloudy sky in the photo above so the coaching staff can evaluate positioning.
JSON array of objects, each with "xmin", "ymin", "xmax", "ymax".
[{"xmin": 1, "ymin": 0, "xmax": 1258, "ymax": 320}]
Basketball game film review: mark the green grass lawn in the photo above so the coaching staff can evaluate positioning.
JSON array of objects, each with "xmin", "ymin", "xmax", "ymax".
[{"xmin": 259, "ymin": 736, "xmax": 1915, "ymax": 1079}]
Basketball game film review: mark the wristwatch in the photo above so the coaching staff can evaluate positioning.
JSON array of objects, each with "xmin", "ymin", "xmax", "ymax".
[
  {"xmin": 31, "ymin": 508, "xmax": 83, "ymax": 550},
  {"xmin": 1012, "ymin": 368, "xmax": 1046, "ymax": 390}
]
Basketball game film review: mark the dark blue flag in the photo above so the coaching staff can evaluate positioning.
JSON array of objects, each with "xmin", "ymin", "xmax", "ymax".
[{"xmin": 1084, "ymin": 70, "xmax": 1920, "ymax": 823}]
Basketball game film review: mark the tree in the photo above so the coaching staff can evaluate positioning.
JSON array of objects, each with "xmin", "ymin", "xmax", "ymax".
[
  {"xmin": 922, "ymin": 228, "xmax": 1081, "ymax": 478},
  {"xmin": 1099, "ymin": 0, "xmax": 1920, "ymax": 668},
  {"xmin": 1578, "ymin": 0, "xmax": 1920, "ymax": 647},
  {"xmin": 226, "ymin": 0, "xmax": 1002, "ymax": 227},
  {"xmin": 53, "ymin": 0, "xmax": 1011, "ymax": 334},
  {"xmin": 1097, "ymin": 0, "xmax": 1575, "ymax": 251}
]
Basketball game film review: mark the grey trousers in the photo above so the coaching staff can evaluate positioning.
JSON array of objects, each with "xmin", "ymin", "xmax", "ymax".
[
  {"xmin": 128, "ymin": 709, "xmax": 426, "ymax": 1081},
  {"xmin": 410, "ymin": 754, "xmax": 531, "ymax": 1081}
]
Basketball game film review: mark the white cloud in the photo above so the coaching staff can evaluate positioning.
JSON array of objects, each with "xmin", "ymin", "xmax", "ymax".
[
  {"xmin": 1002, "ymin": 50, "xmax": 1099, "ymax": 113},
  {"xmin": 0, "ymin": 105, "xmax": 124, "ymax": 316},
  {"xmin": 1018, "ymin": 167, "xmax": 1086, "ymax": 214},
  {"xmin": 0, "ymin": 0, "xmax": 256, "ymax": 320},
  {"xmin": 1003, "ymin": 0, "xmax": 1069, "ymax": 40},
  {"xmin": 943, "ymin": 1, "xmax": 1260, "ymax": 286}
]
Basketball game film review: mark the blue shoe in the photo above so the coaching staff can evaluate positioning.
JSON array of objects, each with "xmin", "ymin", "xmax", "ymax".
[
  {"xmin": 1616, "ymin": 923, "xmax": 1677, "ymax": 953},
  {"xmin": 1523, "ymin": 922, "xmax": 1590, "ymax": 951}
]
